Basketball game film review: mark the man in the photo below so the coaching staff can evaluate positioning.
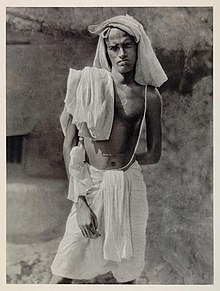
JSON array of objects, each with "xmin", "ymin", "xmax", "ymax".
[{"xmin": 50, "ymin": 15, "xmax": 167, "ymax": 284}]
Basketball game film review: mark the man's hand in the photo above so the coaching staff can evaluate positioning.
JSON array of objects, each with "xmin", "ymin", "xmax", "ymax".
[{"xmin": 76, "ymin": 196, "xmax": 101, "ymax": 239}]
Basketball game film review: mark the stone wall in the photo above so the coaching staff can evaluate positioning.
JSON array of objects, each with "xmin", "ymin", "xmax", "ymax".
[{"xmin": 6, "ymin": 7, "xmax": 213, "ymax": 284}]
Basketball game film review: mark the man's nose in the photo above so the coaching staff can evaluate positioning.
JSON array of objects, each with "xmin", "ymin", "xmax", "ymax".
[{"xmin": 119, "ymin": 46, "xmax": 126, "ymax": 58}]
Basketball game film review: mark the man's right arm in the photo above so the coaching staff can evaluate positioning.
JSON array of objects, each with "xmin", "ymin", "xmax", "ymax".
[
  {"xmin": 63, "ymin": 115, "xmax": 100, "ymax": 239},
  {"xmin": 136, "ymin": 87, "xmax": 162, "ymax": 165},
  {"xmin": 63, "ymin": 114, "xmax": 79, "ymax": 180}
]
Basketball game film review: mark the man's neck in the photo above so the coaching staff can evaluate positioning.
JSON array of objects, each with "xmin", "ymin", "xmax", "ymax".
[{"xmin": 111, "ymin": 68, "xmax": 135, "ymax": 86}]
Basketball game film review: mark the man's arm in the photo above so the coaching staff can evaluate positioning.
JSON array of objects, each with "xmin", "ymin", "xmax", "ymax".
[
  {"xmin": 63, "ymin": 115, "xmax": 79, "ymax": 180},
  {"xmin": 136, "ymin": 87, "xmax": 162, "ymax": 165},
  {"xmin": 63, "ymin": 114, "xmax": 100, "ymax": 239}
]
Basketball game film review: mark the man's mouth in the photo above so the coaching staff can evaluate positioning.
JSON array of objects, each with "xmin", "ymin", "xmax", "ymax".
[{"xmin": 117, "ymin": 59, "xmax": 129, "ymax": 65}]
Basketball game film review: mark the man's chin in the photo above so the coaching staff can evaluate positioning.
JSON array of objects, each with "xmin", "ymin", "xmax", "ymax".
[{"xmin": 117, "ymin": 66, "xmax": 133, "ymax": 74}]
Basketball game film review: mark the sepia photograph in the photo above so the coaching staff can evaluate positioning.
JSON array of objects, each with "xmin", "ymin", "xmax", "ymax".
[{"xmin": 5, "ymin": 5, "xmax": 213, "ymax": 286}]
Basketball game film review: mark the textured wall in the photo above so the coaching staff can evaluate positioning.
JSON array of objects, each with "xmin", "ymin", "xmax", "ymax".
[
  {"xmin": 142, "ymin": 77, "xmax": 213, "ymax": 283},
  {"xmin": 6, "ymin": 7, "xmax": 213, "ymax": 284},
  {"xmin": 6, "ymin": 31, "xmax": 97, "ymax": 177}
]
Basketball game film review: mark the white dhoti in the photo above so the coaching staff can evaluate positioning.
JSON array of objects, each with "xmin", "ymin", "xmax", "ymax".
[{"xmin": 51, "ymin": 161, "xmax": 148, "ymax": 282}]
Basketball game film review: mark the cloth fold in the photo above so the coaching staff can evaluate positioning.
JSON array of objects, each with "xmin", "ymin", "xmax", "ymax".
[{"xmin": 102, "ymin": 169, "xmax": 133, "ymax": 261}]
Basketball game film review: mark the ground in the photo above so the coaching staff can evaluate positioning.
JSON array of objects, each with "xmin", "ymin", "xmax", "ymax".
[{"xmin": 6, "ymin": 238, "xmax": 148, "ymax": 284}]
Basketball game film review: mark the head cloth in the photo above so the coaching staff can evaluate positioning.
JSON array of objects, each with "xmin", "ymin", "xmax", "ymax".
[{"xmin": 88, "ymin": 14, "xmax": 168, "ymax": 87}]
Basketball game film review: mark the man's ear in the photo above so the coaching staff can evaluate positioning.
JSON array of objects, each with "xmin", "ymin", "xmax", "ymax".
[{"xmin": 104, "ymin": 39, "xmax": 112, "ymax": 69}]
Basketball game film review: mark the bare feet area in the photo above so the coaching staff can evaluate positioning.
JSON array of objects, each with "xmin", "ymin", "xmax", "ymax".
[{"xmin": 6, "ymin": 238, "xmax": 149, "ymax": 284}]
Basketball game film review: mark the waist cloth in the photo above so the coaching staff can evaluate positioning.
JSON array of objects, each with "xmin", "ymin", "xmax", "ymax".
[{"xmin": 51, "ymin": 161, "xmax": 148, "ymax": 282}]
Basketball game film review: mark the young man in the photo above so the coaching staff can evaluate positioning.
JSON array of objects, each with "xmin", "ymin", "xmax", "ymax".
[{"xmin": 50, "ymin": 15, "xmax": 167, "ymax": 284}]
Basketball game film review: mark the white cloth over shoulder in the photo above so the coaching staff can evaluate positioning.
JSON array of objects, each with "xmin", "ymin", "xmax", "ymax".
[
  {"xmin": 60, "ymin": 66, "xmax": 114, "ymax": 140},
  {"xmin": 60, "ymin": 66, "xmax": 147, "ymax": 202},
  {"xmin": 60, "ymin": 67, "xmax": 116, "ymax": 202},
  {"xmin": 88, "ymin": 14, "xmax": 168, "ymax": 87}
]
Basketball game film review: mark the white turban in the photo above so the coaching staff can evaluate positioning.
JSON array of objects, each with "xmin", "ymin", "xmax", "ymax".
[{"xmin": 88, "ymin": 14, "xmax": 168, "ymax": 87}]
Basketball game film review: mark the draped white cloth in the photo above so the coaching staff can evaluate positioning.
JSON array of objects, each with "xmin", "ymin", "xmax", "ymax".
[
  {"xmin": 51, "ymin": 161, "xmax": 148, "ymax": 282},
  {"xmin": 60, "ymin": 67, "xmax": 114, "ymax": 140},
  {"xmin": 102, "ymin": 169, "xmax": 133, "ymax": 261}
]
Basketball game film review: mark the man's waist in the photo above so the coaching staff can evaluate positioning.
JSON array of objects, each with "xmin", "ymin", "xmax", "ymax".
[{"xmin": 85, "ymin": 152, "xmax": 137, "ymax": 171}]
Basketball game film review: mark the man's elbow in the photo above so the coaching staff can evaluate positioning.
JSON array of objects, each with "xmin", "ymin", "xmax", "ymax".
[
  {"xmin": 151, "ymin": 150, "xmax": 161, "ymax": 164},
  {"xmin": 63, "ymin": 141, "xmax": 72, "ymax": 158}
]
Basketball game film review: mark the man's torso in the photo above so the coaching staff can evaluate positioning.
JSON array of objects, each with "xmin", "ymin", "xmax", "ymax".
[{"xmin": 84, "ymin": 82, "xmax": 145, "ymax": 170}]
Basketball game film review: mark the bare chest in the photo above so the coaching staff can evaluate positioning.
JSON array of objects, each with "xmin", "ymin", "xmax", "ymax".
[{"xmin": 115, "ymin": 86, "xmax": 145, "ymax": 122}]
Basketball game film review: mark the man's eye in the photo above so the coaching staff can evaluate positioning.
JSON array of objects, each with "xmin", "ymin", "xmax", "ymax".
[
  {"xmin": 109, "ymin": 46, "xmax": 118, "ymax": 51},
  {"xmin": 124, "ymin": 43, "xmax": 133, "ymax": 48}
]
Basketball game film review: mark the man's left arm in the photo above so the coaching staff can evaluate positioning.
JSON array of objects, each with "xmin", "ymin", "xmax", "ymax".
[{"xmin": 136, "ymin": 87, "xmax": 162, "ymax": 165}]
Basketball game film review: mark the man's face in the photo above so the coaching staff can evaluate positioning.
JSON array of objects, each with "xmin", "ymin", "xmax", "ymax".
[{"xmin": 106, "ymin": 28, "xmax": 137, "ymax": 74}]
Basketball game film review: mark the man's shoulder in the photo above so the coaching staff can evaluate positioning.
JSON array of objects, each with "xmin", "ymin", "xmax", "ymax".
[
  {"xmin": 69, "ymin": 66, "xmax": 110, "ymax": 77},
  {"xmin": 67, "ymin": 66, "xmax": 112, "ymax": 89}
]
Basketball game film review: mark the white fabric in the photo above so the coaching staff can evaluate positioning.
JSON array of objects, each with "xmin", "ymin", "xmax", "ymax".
[
  {"xmin": 88, "ymin": 14, "xmax": 168, "ymax": 87},
  {"xmin": 60, "ymin": 67, "xmax": 114, "ymax": 140},
  {"xmin": 102, "ymin": 169, "xmax": 132, "ymax": 261},
  {"xmin": 68, "ymin": 163, "xmax": 133, "ymax": 261},
  {"xmin": 67, "ymin": 140, "xmax": 93, "ymax": 201},
  {"xmin": 51, "ymin": 161, "xmax": 148, "ymax": 282}
]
